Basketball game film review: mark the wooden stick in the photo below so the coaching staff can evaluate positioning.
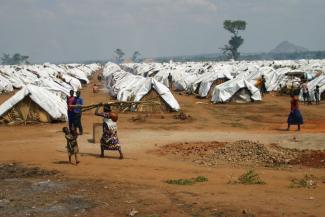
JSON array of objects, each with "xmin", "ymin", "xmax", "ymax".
[{"xmin": 72, "ymin": 100, "xmax": 160, "ymax": 108}]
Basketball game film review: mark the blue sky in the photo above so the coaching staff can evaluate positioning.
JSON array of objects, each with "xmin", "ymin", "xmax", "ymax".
[{"xmin": 0, "ymin": 0, "xmax": 324, "ymax": 63}]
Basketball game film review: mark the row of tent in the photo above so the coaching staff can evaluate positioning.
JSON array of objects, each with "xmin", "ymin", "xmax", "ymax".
[
  {"xmin": 0, "ymin": 63, "xmax": 101, "ymax": 124},
  {"xmin": 120, "ymin": 59, "xmax": 325, "ymax": 103},
  {"xmin": 0, "ymin": 63, "xmax": 101, "ymax": 95},
  {"xmin": 1, "ymin": 58, "xmax": 325, "ymax": 124},
  {"xmin": 103, "ymin": 63, "xmax": 180, "ymax": 112}
]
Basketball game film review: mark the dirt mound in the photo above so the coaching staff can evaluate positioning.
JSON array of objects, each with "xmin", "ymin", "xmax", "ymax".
[
  {"xmin": 289, "ymin": 151, "xmax": 325, "ymax": 168},
  {"xmin": 157, "ymin": 140, "xmax": 325, "ymax": 168},
  {"xmin": 0, "ymin": 163, "xmax": 59, "ymax": 179}
]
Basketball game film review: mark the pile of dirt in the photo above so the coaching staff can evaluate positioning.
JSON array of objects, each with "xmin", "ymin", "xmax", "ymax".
[
  {"xmin": 0, "ymin": 163, "xmax": 59, "ymax": 179},
  {"xmin": 289, "ymin": 151, "xmax": 325, "ymax": 168},
  {"xmin": 157, "ymin": 140, "xmax": 325, "ymax": 168}
]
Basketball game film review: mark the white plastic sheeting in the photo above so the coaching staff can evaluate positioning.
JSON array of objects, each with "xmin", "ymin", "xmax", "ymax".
[
  {"xmin": 211, "ymin": 77, "xmax": 262, "ymax": 103},
  {"xmin": 0, "ymin": 63, "xmax": 101, "ymax": 95},
  {"xmin": 103, "ymin": 63, "xmax": 180, "ymax": 111},
  {"xmin": 0, "ymin": 85, "xmax": 67, "ymax": 120},
  {"xmin": 0, "ymin": 74, "xmax": 14, "ymax": 93},
  {"xmin": 120, "ymin": 60, "xmax": 325, "ymax": 97},
  {"xmin": 299, "ymin": 75, "xmax": 325, "ymax": 101},
  {"xmin": 196, "ymin": 65, "xmax": 234, "ymax": 97}
]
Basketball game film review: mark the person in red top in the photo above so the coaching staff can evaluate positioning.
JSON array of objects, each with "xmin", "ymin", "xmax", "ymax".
[
  {"xmin": 67, "ymin": 90, "xmax": 76, "ymax": 131},
  {"xmin": 287, "ymin": 93, "xmax": 304, "ymax": 131}
]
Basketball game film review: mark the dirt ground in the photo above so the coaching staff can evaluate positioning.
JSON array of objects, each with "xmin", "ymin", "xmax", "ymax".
[{"xmin": 0, "ymin": 72, "xmax": 325, "ymax": 217}]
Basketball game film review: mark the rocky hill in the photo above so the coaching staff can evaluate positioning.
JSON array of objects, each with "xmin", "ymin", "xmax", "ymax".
[{"xmin": 270, "ymin": 41, "xmax": 309, "ymax": 54}]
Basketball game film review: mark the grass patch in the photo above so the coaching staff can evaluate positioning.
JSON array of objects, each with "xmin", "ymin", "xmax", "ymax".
[
  {"xmin": 230, "ymin": 170, "xmax": 265, "ymax": 185},
  {"xmin": 289, "ymin": 175, "xmax": 317, "ymax": 189},
  {"xmin": 165, "ymin": 176, "xmax": 208, "ymax": 185}
]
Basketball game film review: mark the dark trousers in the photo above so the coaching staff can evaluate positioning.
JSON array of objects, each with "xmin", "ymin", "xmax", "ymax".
[
  {"xmin": 74, "ymin": 113, "xmax": 83, "ymax": 134},
  {"xmin": 168, "ymin": 79, "xmax": 172, "ymax": 90},
  {"xmin": 67, "ymin": 111, "xmax": 75, "ymax": 131}
]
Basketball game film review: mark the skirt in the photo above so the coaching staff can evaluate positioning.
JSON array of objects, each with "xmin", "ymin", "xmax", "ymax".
[
  {"xmin": 100, "ymin": 131, "xmax": 121, "ymax": 151},
  {"xmin": 287, "ymin": 109, "xmax": 304, "ymax": 125}
]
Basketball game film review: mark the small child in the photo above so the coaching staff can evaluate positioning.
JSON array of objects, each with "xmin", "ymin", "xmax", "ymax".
[
  {"xmin": 93, "ymin": 83, "xmax": 98, "ymax": 94},
  {"xmin": 63, "ymin": 127, "xmax": 80, "ymax": 165}
]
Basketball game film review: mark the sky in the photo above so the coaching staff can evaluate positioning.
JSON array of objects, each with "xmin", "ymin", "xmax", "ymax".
[{"xmin": 0, "ymin": 0, "xmax": 324, "ymax": 63}]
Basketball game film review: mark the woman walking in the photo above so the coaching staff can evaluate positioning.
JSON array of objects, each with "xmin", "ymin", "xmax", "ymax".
[{"xmin": 287, "ymin": 93, "xmax": 304, "ymax": 131}]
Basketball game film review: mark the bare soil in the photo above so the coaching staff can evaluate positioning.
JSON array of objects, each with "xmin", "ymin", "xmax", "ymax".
[{"xmin": 0, "ymin": 72, "xmax": 325, "ymax": 217}]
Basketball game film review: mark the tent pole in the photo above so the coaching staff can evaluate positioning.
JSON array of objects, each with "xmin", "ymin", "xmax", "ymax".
[{"xmin": 25, "ymin": 97, "xmax": 32, "ymax": 126}]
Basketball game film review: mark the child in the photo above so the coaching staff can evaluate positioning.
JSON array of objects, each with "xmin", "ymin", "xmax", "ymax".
[
  {"xmin": 93, "ymin": 83, "xmax": 98, "ymax": 94},
  {"xmin": 63, "ymin": 127, "xmax": 80, "ymax": 165},
  {"xmin": 314, "ymin": 85, "xmax": 320, "ymax": 105}
]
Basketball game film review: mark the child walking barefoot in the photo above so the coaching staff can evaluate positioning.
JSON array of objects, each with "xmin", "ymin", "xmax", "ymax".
[{"xmin": 63, "ymin": 127, "xmax": 80, "ymax": 165}]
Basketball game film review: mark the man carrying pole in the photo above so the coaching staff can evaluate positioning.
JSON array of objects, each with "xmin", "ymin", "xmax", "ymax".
[
  {"xmin": 73, "ymin": 91, "xmax": 84, "ymax": 135},
  {"xmin": 67, "ymin": 90, "xmax": 76, "ymax": 131}
]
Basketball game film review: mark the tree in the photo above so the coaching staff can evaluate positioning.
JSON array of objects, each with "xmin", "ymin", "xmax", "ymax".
[
  {"xmin": 131, "ymin": 51, "xmax": 141, "ymax": 63},
  {"xmin": 113, "ymin": 49, "xmax": 125, "ymax": 63},
  {"xmin": 221, "ymin": 20, "xmax": 247, "ymax": 60},
  {"xmin": 1, "ymin": 53, "xmax": 30, "ymax": 65}
]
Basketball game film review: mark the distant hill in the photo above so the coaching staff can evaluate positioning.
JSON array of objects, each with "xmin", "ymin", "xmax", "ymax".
[{"xmin": 270, "ymin": 41, "xmax": 309, "ymax": 54}]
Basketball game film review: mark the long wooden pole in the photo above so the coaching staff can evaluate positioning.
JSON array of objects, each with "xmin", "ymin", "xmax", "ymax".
[{"xmin": 70, "ymin": 100, "xmax": 160, "ymax": 109}]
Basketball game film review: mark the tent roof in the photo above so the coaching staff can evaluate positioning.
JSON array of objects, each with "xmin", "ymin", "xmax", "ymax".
[
  {"xmin": 0, "ymin": 85, "xmax": 67, "ymax": 120},
  {"xmin": 211, "ymin": 78, "xmax": 262, "ymax": 103}
]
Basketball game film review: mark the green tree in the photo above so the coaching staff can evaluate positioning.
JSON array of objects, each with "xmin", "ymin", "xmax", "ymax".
[
  {"xmin": 113, "ymin": 49, "xmax": 125, "ymax": 63},
  {"xmin": 131, "ymin": 51, "xmax": 141, "ymax": 63},
  {"xmin": 221, "ymin": 20, "xmax": 247, "ymax": 60},
  {"xmin": 1, "ymin": 53, "xmax": 30, "ymax": 65}
]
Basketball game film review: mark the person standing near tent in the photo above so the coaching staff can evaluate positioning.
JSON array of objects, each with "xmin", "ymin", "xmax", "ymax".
[
  {"xmin": 314, "ymin": 85, "xmax": 320, "ymax": 105},
  {"xmin": 301, "ymin": 82, "xmax": 309, "ymax": 104},
  {"xmin": 74, "ymin": 91, "xmax": 84, "ymax": 135},
  {"xmin": 168, "ymin": 73, "xmax": 173, "ymax": 90},
  {"xmin": 260, "ymin": 75, "xmax": 267, "ymax": 96},
  {"xmin": 287, "ymin": 93, "xmax": 303, "ymax": 131},
  {"xmin": 67, "ymin": 90, "xmax": 76, "ymax": 131}
]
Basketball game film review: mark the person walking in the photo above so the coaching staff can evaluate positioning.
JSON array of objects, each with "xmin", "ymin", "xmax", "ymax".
[
  {"xmin": 260, "ymin": 75, "xmax": 267, "ymax": 96},
  {"xmin": 67, "ymin": 90, "xmax": 76, "ymax": 131},
  {"xmin": 287, "ymin": 93, "xmax": 304, "ymax": 131},
  {"xmin": 314, "ymin": 85, "xmax": 320, "ymax": 105},
  {"xmin": 168, "ymin": 73, "xmax": 173, "ymax": 90},
  {"xmin": 301, "ymin": 82, "xmax": 308, "ymax": 105},
  {"xmin": 63, "ymin": 127, "xmax": 80, "ymax": 165},
  {"xmin": 73, "ymin": 91, "xmax": 84, "ymax": 135}
]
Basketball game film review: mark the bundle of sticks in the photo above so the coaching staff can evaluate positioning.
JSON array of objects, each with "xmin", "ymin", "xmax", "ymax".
[{"xmin": 75, "ymin": 100, "xmax": 161, "ymax": 112}]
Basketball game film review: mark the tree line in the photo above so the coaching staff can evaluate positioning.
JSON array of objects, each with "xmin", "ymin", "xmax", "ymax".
[
  {"xmin": 1, "ymin": 53, "xmax": 30, "ymax": 65},
  {"xmin": 112, "ymin": 49, "xmax": 141, "ymax": 64}
]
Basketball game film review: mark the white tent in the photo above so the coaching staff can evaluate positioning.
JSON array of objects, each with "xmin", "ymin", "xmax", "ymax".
[
  {"xmin": 211, "ymin": 77, "xmax": 262, "ymax": 103},
  {"xmin": 0, "ymin": 85, "xmax": 67, "ymax": 123},
  {"xmin": 0, "ymin": 74, "xmax": 14, "ymax": 93},
  {"xmin": 196, "ymin": 65, "xmax": 234, "ymax": 97},
  {"xmin": 103, "ymin": 63, "xmax": 180, "ymax": 112},
  {"xmin": 299, "ymin": 74, "xmax": 325, "ymax": 101}
]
